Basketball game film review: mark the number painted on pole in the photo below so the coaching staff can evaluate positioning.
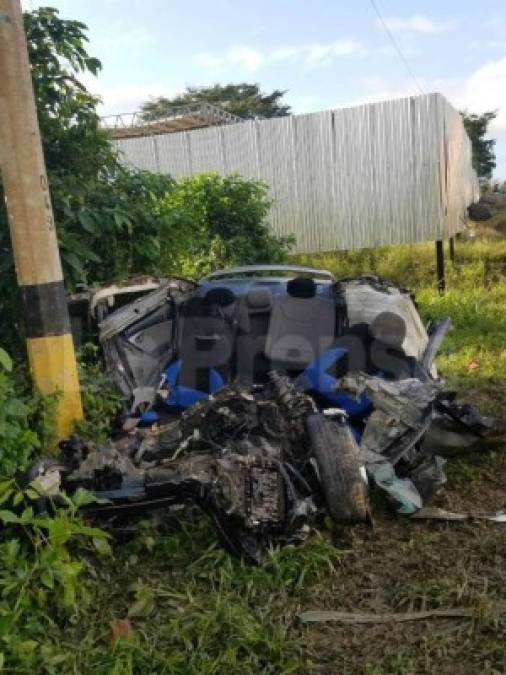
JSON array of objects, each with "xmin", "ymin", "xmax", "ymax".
[{"xmin": 40, "ymin": 174, "xmax": 55, "ymax": 230}]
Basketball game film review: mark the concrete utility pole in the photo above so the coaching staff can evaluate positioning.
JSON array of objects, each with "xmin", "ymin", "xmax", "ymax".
[{"xmin": 0, "ymin": 0, "xmax": 83, "ymax": 437}]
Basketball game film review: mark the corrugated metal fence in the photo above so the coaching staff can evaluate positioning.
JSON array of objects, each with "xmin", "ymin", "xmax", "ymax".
[{"xmin": 113, "ymin": 93, "xmax": 478, "ymax": 253}]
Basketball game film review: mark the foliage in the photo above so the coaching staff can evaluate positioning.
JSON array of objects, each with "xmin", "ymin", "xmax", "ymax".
[
  {"xmin": 54, "ymin": 168, "xmax": 174, "ymax": 287},
  {"xmin": 157, "ymin": 173, "xmax": 293, "ymax": 278},
  {"xmin": 0, "ymin": 350, "xmax": 57, "ymax": 476},
  {"xmin": 23, "ymin": 7, "xmax": 113, "ymax": 181},
  {"xmin": 75, "ymin": 344, "xmax": 123, "ymax": 441},
  {"xmin": 19, "ymin": 7, "xmax": 176, "ymax": 288},
  {"xmin": 21, "ymin": 6, "xmax": 176, "ymax": 285},
  {"xmin": 0, "ymin": 481, "xmax": 111, "ymax": 672},
  {"xmin": 0, "ymin": 9, "xmax": 176, "ymax": 347},
  {"xmin": 48, "ymin": 168, "xmax": 289, "ymax": 286},
  {"xmin": 461, "ymin": 110, "xmax": 497, "ymax": 179},
  {"xmin": 53, "ymin": 168, "xmax": 288, "ymax": 287},
  {"xmin": 141, "ymin": 82, "xmax": 291, "ymax": 121}
]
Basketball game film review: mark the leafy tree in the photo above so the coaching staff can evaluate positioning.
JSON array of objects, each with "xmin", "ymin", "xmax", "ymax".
[
  {"xmin": 141, "ymin": 83, "xmax": 291, "ymax": 121},
  {"xmin": 23, "ymin": 7, "xmax": 113, "ymax": 181},
  {"xmin": 17, "ymin": 7, "xmax": 170, "ymax": 284},
  {"xmin": 0, "ymin": 8, "xmax": 173, "ymax": 347},
  {"xmin": 461, "ymin": 111, "xmax": 497, "ymax": 179}
]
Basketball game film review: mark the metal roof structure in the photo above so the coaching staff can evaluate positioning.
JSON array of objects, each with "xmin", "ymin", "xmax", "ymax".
[{"xmin": 100, "ymin": 103, "xmax": 242, "ymax": 140}]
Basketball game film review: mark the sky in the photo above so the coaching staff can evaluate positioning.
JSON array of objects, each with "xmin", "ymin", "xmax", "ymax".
[{"xmin": 24, "ymin": 0, "xmax": 506, "ymax": 177}]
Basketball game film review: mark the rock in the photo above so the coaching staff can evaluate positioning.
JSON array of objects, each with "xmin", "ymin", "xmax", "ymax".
[{"xmin": 468, "ymin": 202, "xmax": 492, "ymax": 221}]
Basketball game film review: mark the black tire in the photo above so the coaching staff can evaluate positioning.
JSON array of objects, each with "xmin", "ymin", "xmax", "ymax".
[{"xmin": 306, "ymin": 414, "xmax": 369, "ymax": 523}]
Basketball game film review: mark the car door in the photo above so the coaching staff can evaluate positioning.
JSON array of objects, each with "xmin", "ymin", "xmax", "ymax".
[{"xmin": 99, "ymin": 278, "xmax": 196, "ymax": 410}]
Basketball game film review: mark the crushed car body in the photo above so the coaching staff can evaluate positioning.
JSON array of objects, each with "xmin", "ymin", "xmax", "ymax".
[{"xmin": 31, "ymin": 266, "xmax": 496, "ymax": 561}]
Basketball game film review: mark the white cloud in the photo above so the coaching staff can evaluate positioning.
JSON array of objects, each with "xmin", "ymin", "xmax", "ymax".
[
  {"xmin": 194, "ymin": 39, "xmax": 365, "ymax": 73},
  {"xmin": 81, "ymin": 74, "xmax": 171, "ymax": 115},
  {"xmin": 451, "ymin": 57, "xmax": 506, "ymax": 134},
  {"xmin": 349, "ymin": 56, "xmax": 506, "ymax": 176},
  {"xmin": 380, "ymin": 14, "xmax": 454, "ymax": 35},
  {"xmin": 451, "ymin": 58, "xmax": 506, "ymax": 177},
  {"xmin": 298, "ymin": 40, "xmax": 365, "ymax": 68}
]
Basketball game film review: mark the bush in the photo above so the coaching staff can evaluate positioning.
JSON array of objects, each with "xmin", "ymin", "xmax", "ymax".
[
  {"xmin": 158, "ymin": 172, "xmax": 293, "ymax": 278},
  {"xmin": 0, "ymin": 481, "xmax": 111, "ymax": 672},
  {"xmin": 0, "ymin": 349, "xmax": 57, "ymax": 477},
  {"xmin": 0, "ymin": 348, "xmax": 112, "ymax": 671},
  {"xmin": 75, "ymin": 344, "xmax": 123, "ymax": 441},
  {"xmin": 53, "ymin": 168, "xmax": 175, "ymax": 287}
]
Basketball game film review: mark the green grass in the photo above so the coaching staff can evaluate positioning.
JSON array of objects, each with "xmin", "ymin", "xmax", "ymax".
[{"xmin": 22, "ymin": 234, "xmax": 506, "ymax": 674}]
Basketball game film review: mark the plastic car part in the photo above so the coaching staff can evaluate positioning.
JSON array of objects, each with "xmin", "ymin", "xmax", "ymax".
[
  {"xmin": 99, "ymin": 280, "xmax": 192, "ymax": 400},
  {"xmin": 160, "ymin": 359, "xmax": 224, "ymax": 408},
  {"xmin": 297, "ymin": 347, "xmax": 372, "ymax": 416},
  {"xmin": 421, "ymin": 317, "xmax": 452, "ymax": 372},
  {"xmin": 22, "ymin": 457, "xmax": 68, "ymax": 513}
]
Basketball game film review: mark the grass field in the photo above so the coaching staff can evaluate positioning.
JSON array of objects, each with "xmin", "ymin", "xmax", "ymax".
[{"xmin": 52, "ymin": 233, "xmax": 506, "ymax": 674}]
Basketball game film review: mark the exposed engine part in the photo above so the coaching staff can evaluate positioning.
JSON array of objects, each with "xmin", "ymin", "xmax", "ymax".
[{"xmin": 56, "ymin": 382, "xmax": 320, "ymax": 562}]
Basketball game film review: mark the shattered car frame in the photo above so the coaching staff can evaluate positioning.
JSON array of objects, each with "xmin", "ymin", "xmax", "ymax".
[{"xmin": 31, "ymin": 266, "xmax": 494, "ymax": 562}]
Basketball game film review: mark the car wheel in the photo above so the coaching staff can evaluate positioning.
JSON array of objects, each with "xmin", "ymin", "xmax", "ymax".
[{"xmin": 306, "ymin": 414, "xmax": 369, "ymax": 523}]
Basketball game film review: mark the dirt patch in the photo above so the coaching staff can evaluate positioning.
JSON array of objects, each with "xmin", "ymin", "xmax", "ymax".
[
  {"xmin": 291, "ymin": 433, "xmax": 506, "ymax": 674},
  {"xmin": 298, "ymin": 505, "xmax": 506, "ymax": 673}
]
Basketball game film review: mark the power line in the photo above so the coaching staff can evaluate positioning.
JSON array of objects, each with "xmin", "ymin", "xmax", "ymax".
[{"xmin": 368, "ymin": 0, "xmax": 425, "ymax": 96}]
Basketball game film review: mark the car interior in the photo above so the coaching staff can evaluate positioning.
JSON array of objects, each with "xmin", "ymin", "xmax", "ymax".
[{"xmin": 163, "ymin": 275, "xmax": 346, "ymax": 406}]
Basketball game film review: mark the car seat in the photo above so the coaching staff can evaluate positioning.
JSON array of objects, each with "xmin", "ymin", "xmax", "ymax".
[
  {"xmin": 265, "ymin": 277, "xmax": 336, "ymax": 371},
  {"xmin": 235, "ymin": 286, "xmax": 273, "ymax": 384},
  {"xmin": 160, "ymin": 287, "xmax": 236, "ymax": 408}
]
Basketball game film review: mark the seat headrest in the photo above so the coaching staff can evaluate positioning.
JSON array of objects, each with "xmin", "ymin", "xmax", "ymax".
[
  {"xmin": 370, "ymin": 311, "xmax": 406, "ymax": 346},
  {"xmin": 246, "ymin": 287, "xmax": 272, "ymax": 310},
  {"xmin": 205, "ymin": 287, "xmax": 235, "ymax": 307},
  {"xmin": 286, "ymin": 276, "xmax": 316, "ymax": 298}
]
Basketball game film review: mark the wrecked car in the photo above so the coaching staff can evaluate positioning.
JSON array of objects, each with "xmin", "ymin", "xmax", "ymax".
[{"xmin": 31, "ymin": 266, "xmax": 494, "ymax": 562}]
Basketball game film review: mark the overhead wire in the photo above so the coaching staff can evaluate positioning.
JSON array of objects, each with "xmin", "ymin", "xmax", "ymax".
[{"xmin": 368, "ymin": 0, "xmax": 425, "ymax": 96}]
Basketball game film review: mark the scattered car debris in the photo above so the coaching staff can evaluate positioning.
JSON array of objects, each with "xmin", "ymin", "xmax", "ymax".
[
  {"xmin": 298, "ymin": 607, "xmax": 485, "ymax": 624},
  {"xmin": 39, "ymin": 376, "xmax": 324, "ymax": 563},
  {"xmin": 411, "ymin": 507, "xmax": 506, "ymax": 522},
  {"xmin": 30, "ymin": 266, "xmax": 499, "ymax": 561}
]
